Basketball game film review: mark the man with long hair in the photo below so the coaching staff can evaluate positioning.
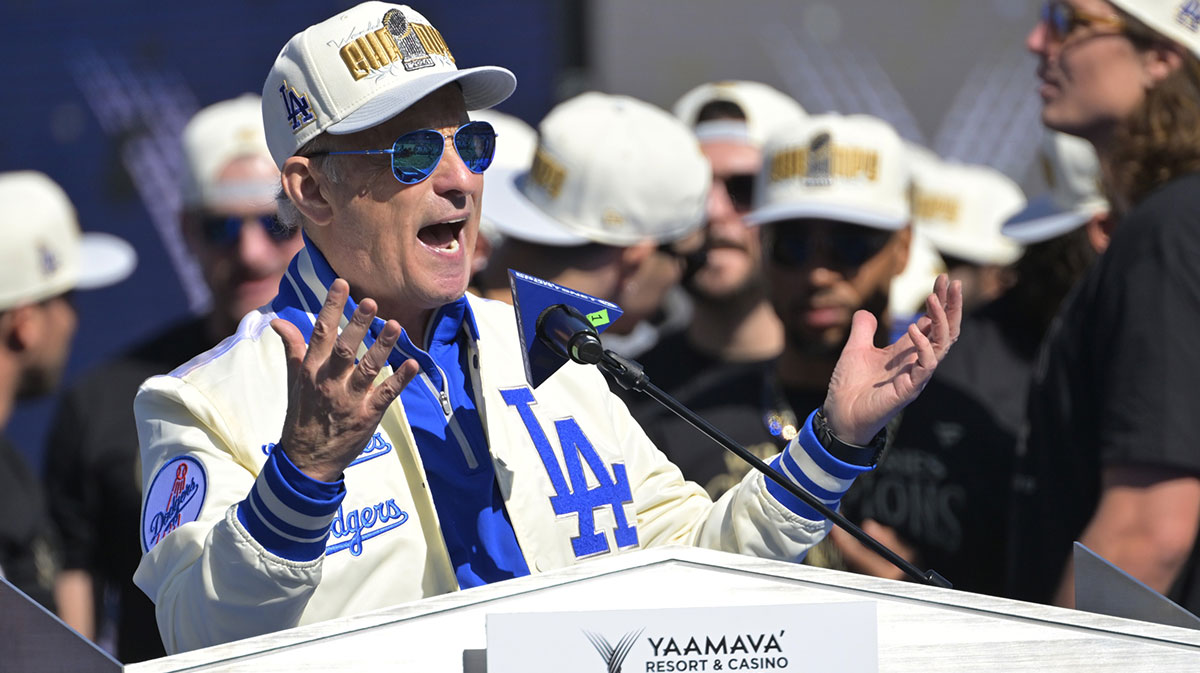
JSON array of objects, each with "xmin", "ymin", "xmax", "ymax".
[{"xmin": 1010, "ymin": 0, "xmax": 1200, "ymax": 613}]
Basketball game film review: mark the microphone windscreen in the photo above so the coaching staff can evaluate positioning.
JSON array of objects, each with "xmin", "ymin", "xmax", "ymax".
[{"xmin": 509, "ymin": 269, "xmax": 623, "ymax": 388}]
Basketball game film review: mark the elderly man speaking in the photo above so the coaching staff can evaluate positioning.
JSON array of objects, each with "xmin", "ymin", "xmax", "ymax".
[{"xmin": 133, "ymin": 2, "xmax": 961, "ymax": 654}]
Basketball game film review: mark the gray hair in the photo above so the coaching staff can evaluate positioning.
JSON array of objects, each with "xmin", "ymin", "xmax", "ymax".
[{"xmin": 274, "ymin": 133, "xmax": 347, "ymax": 234}]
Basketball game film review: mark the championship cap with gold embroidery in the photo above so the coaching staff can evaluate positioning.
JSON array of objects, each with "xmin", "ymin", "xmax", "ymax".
[
  {"xmin": 671, "ymin": 80, "xmax": 806, "ymax": 148},
  {"xmin": 0, "ymin": 172, "xmax": 137, "ymax": 311},
  {"xmin": 1002, "ymin": 130, "xmax": 1108, "ymax": 244},
  {"xmin": 483, "ymin": 92, "xmax": 709, "ymax": 247},
  {"xmin": 746, "ymin": 113, "xmax": 909, "ymax": 230},
  {"xmin": 181, "ymin": 94, "xmax": 277, "ymax": 210},
  {"xmin": 261, "ymin": 2, "xmax": 517, "ymax": 168},
  {"xmin": 911, "ymin": 159, "xmax": 1026, "ymax": 266}
]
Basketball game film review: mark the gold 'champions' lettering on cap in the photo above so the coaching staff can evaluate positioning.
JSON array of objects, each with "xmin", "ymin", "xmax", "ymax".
[
  {"xmin": 770, "ymin": 143, "xmax": 880, "ymax": 185},
  {"xmin": 340, "ymin": 10, "xmax": 455, "ymax": 80},
  {"xmin": 529, "ymin": 148, "xmax": 566, "ymax": 199},
  {"xmin": 912, "ymin": 190, "xmax": 961, "ymax": 225}
]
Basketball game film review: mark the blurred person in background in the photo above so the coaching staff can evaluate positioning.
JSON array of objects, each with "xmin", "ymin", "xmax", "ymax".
[
  {"xmin": 633, "ymin": 81, "xmax": 805, "ymax": 397},
  {"xmin": 911, "ymin": 162, "xmax": 1027, "ymax": 313},
  {"xmin": 44, "ymin": 94, "xmax": 301, "ymax": 662},
  {"xmin": 887, "ymin": 143, "xmax": 948, "ymax": 334},
  {"xmin": 0, "ymin": 171, "xmax": 134, "ymax": 612},
  {"xmin": 1011, "ymin": 0, "xmax": 1200, "ymax": 612},
  {"xmin": 836, "ymin": 141, "xmax": 1104, "ymax": 594},
  {"xmin": 476, "ymin": 92, "xmax": 707, "ymax": 333},
  {"xmin": 643, "ymin": 114, "xmax": 916, "ymax": 518},
  {"xmin": 466, "ymin": 108, "xmax": 536, "ymax": 294}
]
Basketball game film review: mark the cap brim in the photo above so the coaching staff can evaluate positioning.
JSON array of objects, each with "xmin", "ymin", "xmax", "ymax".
[
  {"xmin": 745, "ymin": 201, "xmax": 907, "ymax": 230},
  {"xmin": 484, "ymin": 168, "xmax": 593, "ymax": 247},
  {"xmin": 76, "ymin": 232, "xmax": 137, "ymax": 290},
  {"xmin": 1001, "ymin": 194, "xmax": 1092, "ymax": 244},
  {"xmin": 328, "ymin": 66, "xmax": 517, "ymax": 135}
]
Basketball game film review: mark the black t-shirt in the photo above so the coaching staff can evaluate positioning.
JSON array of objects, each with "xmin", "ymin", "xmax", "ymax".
[
  {"xmin": 43, "ymin": 317, "xmax": 215, "ymax": 663},
  {"xmin": 1008, "ymin": 174, "xmax": 1200, "ymax": 611},
  {"xmin": 840, "ymin": 293, "xmax": 1038, "ymax": 596},
  {"xmin": 0, "ymin": 434, "xmax": 59, "ymax": 610}
]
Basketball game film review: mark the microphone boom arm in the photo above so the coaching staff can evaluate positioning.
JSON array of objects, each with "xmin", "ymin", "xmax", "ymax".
[{"xmin": 598, "ymin": 349, "xmax": 951, "ymax": 589}]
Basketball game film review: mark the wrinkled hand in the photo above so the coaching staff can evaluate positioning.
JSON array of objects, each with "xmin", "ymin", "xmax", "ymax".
[
  {"xmin": 823, "ymin": 275, "xmax": 962, "ymax": 444},
  {"xmin": 270, "ymin": 279, "xmax": 420, "ymax": 482}
]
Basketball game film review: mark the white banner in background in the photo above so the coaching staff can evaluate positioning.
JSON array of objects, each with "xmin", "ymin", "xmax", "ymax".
[{"xmin": 487, "ymin": 602, "xmax": 877, "ymax": 673}]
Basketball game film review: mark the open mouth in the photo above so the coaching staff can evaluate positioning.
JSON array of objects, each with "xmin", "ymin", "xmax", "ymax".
[{"xmin": 418, "ymin": 218, "xmax": 466, "ymax": 253}]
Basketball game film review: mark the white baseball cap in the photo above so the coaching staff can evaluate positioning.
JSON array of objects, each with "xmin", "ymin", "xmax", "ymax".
[
  {"xmin": 0, "ymin": 172, "xmax": 137, "ymax": 311},
  {"xmin": 912, "ymin": 160, "xmax": 1026, "ymax": 266},
  {"xmin": 485, "ymin": 92, "xmax": 710, "ymax": 248},
  {"xmin": 672, "ymin": 80, "xmax": 806, "ymax": 148},
  {"xmin": 261, "ymin": 2, "xmax": 516, "ymax": 168},
  {"xmin": 1002, "ymin": 130, "xmax": 1108, "ymax": 244},
  {"xmin": 746, "ymin": 113, "xmax": 910, "ymax": 230},
  {"xmin": 1110, "ymin": 0, "xmax": 1200, "ymax": 57},
  {"xmin": 181, "ymin": 94, "xmax": 277, "ymax": 210},
  {"xmin": 471, "ymin": 109, "xmax": 537, "ymax": 244}
]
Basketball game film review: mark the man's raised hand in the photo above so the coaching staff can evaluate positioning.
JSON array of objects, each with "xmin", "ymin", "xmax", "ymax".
[
  {"xmin": 270, "ymin": 279, "xmax": 420, "ymax": 482},
  {"xmin": 822, "ymin": 274, "xmax": 962, "ymax": 445}
]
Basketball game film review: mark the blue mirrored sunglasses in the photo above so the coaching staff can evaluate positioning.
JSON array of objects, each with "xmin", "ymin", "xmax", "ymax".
[
  {"xmin": 200, "ymin": 214, "xmax": 296, "ymax": 248},
  {"xmin": 311, "ymin": 120, "xmax": 497, "ymax": 185}
]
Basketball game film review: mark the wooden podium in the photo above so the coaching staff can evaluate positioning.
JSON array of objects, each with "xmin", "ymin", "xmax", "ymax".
[{"xmin": 8, "ymin": 546, "xmax": 1200, "ymax": 671}]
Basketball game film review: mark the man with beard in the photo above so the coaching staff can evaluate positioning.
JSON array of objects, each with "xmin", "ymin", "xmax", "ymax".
[
  {"xmin": 642, "ymin": 114, "xmax": 914, "ymax": 505},
  {"xmin": 632, "ymin": 82, "xmax": 804, "ymax": 401},
  {"xmin": 0, "ymin": 171, "xmax": 134, "ymax": 611}
]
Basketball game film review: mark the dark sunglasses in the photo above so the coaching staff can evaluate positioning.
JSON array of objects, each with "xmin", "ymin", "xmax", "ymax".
[
  {"xmin": 310, "ymin": 120, "xmax": 497, "ymax": 185},
  {"xmin": 1040, "ymin": 1, "xmax": 1125, "ymax": 42},
  {"xmin": 200, "ymin": 214, "xmax": 296, "ymax": 248},
  {"xmin": 768, "ymin": 222, "xmax": 894, "ymax": 269},
  {"xmin": 721, "ymin": 173, "xmax": 755, "ymax": 211}
]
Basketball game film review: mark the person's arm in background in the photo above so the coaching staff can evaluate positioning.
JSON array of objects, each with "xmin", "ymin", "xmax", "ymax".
[
  {"xmin": 44, "ymin": 386, "xmax": 97, "ymax": 638},
  {"xmin": 1054, "ymin": 465, "xmax": 1200, "ymax": 607},
  {"xmin": 54, "ymin": 570, "xmax": 94, "ymax": 638}
]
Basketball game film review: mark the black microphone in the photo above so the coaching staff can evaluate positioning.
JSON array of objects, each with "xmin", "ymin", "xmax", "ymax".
[{"xmin": 537, "ymin": 304, "xmax": 605, "ymax": 365}]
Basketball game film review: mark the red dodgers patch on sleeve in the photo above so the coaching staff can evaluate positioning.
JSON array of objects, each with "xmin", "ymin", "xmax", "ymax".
[{"xmin": 142, "ymin": 456, "xmax": 207, "ymax": 552}]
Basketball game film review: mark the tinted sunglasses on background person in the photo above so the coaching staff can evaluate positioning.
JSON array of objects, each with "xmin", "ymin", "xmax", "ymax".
[
  {"xmin": 200, "ymin": 214, "xmax": 297, "ymax": 248},
  {"xmin": 721, "ymin": 173, "xmax": 756, "ymax": 211},
  {"xmin": 767, "ymin": 221, "xmax": 894, "ymax": 269},
  {"xmin": 309, "ymin": 120, "xmax": 497, "ymax": 185},
  {"xmin": 1040, "ymin": 1, "xmax": 1125, "ymax": 42}
]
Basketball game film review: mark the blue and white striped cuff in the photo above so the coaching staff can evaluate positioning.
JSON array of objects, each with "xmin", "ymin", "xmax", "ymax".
[
  {"xmin": 765, "ymin": 409, "xmax": 874, "ymax": 521},
  {"xmin": 236, "ymin": 448, "xmax": 346, "ymax": 562}
]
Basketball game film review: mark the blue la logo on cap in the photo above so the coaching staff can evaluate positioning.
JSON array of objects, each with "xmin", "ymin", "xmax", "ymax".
[{"xmin": 142, "ymin": 456, "xmax": 207, "ymax": 552}]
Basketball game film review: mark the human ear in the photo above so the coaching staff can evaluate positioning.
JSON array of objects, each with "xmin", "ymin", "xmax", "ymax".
[
  {"xmin": 281, "ymin": 157, "xmax": 334, "ymax": 227},
  {"xmin": 890, "ymin": 225, "xmax": 913, "ymax": 275},
  {"xmin": 1143, "ymin": 43, "xmax": 1184, "ymax": 85}
]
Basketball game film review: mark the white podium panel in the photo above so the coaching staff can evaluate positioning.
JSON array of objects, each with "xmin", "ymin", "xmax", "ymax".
[{"xmin": 120, "ymin": 547, "xmax": 1200, "ymax": 673}]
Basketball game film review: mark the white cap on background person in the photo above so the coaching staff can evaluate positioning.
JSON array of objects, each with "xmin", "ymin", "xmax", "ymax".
[
  {"xmin": 912, "ymin": 160, "xmax": 1027, "ymax": 266},
  {"xmin": 0, "ymin": 171, "xmax": 136, "ymax": 310},
  {"xmin": 1002, "ymin": 130, "xmax": 1108, "ymax": 244},
  {"xmin": 484, "ymin": 92, "xmax": 710, "ymax": 248},
  {"xmin": 181, "ymin": 94, "xmax": 277, "ymax": 211},
  {"xmin": 890, "ymin": 142, "xmax": 950, "ymax": 318},
  {"xmin": 471, "ymin": 109, "xmax": 538, "ymax": 246},
  {"xmin": 260, "ymin": 1, "xmax": 516, "ymax": 167},
  {"xmin": 1109, "ymin": 0, "xmax": 1200, "ymax": 57},
  {"xmin": 672, "ymin": 80, "xmax": 806, "ymax": 147},
  {"xmin": 746, "ymin": 113, "xmax": 910, "ymax": 230}
]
